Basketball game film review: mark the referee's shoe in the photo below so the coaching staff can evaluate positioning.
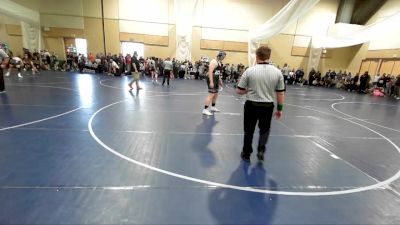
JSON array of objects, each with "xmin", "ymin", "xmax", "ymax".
[{"xmin": 240, "ymin": 152, "xmax": 250, "ymax": 162}]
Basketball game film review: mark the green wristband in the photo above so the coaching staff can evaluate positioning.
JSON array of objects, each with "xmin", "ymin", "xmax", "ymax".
[{"xmin": 277, "ymin": 104, "xmax": 283, "ymax": 111}]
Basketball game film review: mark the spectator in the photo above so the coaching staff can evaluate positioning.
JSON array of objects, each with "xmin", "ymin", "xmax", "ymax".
[
  {"xmin": 128, "ymin": 51, "xmax": 142, "ymax": 90},
  {"xmin": 281, "ymin": 63, "xmax": 290, "ymax": 84},
  {"xmin": 308, "ymin": 68, "xmax": 316, "ymax": 86},
  {"xmin": 109, "ymin": 59, "xmax": 119, "ymax": 76},
  {"xmin": 359, "ymin": 71, "xmax": 369, "ymax": 93},
  {"xmin": 295, "ymin": 68, "xmax": 304, "ymax": 84},
  {"xmin": 394, "ymin": 75, "xmax": 400, "ymax": 100},
  {"xmin": 373, "ymin": 73, "xmax": 380, "ymax": 88}
]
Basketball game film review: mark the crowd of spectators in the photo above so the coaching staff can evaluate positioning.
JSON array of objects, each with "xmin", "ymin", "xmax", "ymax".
[
  {"xmin": 66, "ymin": 52, "xmax": 248, "ymax": 82},
  {"xmin": 3, "ymin": 47, "xmax": 400, "ymax": 100},
  {"xmin": 280, "ymin": 62, "xmax": 400, "ymax": 100}
]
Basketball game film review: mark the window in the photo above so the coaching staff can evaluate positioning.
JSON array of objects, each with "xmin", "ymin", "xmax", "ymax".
[{"xmin": 121, "ymin": 42, "xmax": 144, "ymax": 58}]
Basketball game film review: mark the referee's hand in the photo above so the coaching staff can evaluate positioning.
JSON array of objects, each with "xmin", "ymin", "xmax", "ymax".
[{"xmin": 274, "ymin": 111, "xmax": 282, "ymax": 120}]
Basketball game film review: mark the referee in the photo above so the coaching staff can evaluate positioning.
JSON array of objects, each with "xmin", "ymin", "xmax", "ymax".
[{"xmin": 236, "ymin": 46, "xmax": 285, "ymax": 162}]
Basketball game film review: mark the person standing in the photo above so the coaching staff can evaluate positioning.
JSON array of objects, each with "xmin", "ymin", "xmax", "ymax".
[
  {"xmin": 308, "ymin": 68, "xmax": 316, "ymax": 86},
  {"xmin": 295, "ymin": 68, "xmax": 304, "ymax": 84},
  {"xmin": 149, "ymin": 57, "xmax": 157, "ymax": 84},
  {"xmin": 373, "ymin": 73, "xmax": 381, "ymax": 88},
  {"xmin": 125, "ymin": 54, "xmax": 132, "ymax": 74},
  {"xmin": 352, "ymin": 73, "xmax": 360, "ymax": 91},
  {"xmin": 236, "ymin": 46, "xmax": 285, "ymax": 162},
  {"xmin": 224, "ymin": 63, "xmax": 231, "ymax": 82},
  {"xmin": 230, "ymin": 64, "xmax": 236, "ymax": 82},
  {"xmin": 359, "ymin": 71, "xmax": 369, "ymax": 93},
  {"xmin": 281, "ymin": 63, "xmax": 290, "ymax": 84},
  {"xmin": 162, "ymin": 57, "xmax": 173, "ymax": 86},
  {"xmin": 394, "ymin": 75, "xmax": 400, "ymax": 100},
  {"xmin": 202, "ymin": 51, "xmax": 225, "ymax": 116},
  {"xmin": 158, "ymin": 58, "xmax": 164, "ymax": 79},
  {"xmin": 128, "ymin": 51, "xmax": 142, "ymax": 90},
  {"xmin": 0, "ymin": 47, "xmax": 9, "ymax": 93}
]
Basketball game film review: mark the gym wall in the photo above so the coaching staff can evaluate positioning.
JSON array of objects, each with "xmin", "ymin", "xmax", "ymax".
[
  {"xmin": 347, "ymin": 0, "xmax": 400, "ymax": 77},
  {"xmin": 0, "ymin": 14, "xmax": 23, "ymax": 57},
  {"xmin": 1, "ymin": 0, "xmax": 399, "ymax": 75}
]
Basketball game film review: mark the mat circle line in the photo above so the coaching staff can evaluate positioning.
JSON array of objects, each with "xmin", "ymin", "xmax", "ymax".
[
  {"xmin": 0, "ymin": 85, "xmax": 83, "ymax": 131},
  {"xmin": 88, "ymin": 96, "xmax": 400, "ymax": 196}
]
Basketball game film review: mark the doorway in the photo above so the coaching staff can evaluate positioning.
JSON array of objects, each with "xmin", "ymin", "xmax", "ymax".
[{"xmin": 75, "ymin": 38, "xmax": 87, "ymax": 56}]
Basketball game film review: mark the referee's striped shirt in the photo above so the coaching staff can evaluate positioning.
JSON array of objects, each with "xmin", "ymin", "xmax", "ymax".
[{"xmin": 237, "ymin": 63, "xmax": 285, "ymax": 103}]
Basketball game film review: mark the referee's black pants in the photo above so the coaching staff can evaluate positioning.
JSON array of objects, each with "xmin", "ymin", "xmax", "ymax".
[
  {"xmin": 162, "ymin": 69, "xmax": 171, "ymax": 85},
  {"xmin": 242, "ymin": 101, "xmax": 274, "ymax": 157},
  {"xmin": 0, "ymin": 67, "xmax": 5, "ymax": 92}
]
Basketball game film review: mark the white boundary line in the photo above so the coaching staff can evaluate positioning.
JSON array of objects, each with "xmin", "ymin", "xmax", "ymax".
[
  {"xmin": 309, "ymin": 140, "xmax": 340, "ymax": 159},
  {"xmin": 1, "ymin": 84, "xmax": 83, "ymax": 131},
  {"xmin": 302, "ymin": 95, "xmax": 345, "ymax": 101},
  {"xmin": 88, "ymin": 99, "xmax": 400, "ymax": 196},
  {"xmin": 331, "ymin": 102, "xmax": 400, "ymax": 133},
  {"xmin": 0, "ymin": 185, "xmax": 377, "ymax": 191},
  {"xmin": 7, "ymin": 84, "xmax": 79, "ymax": 93},
  {"xmin": 0, "ymin": 107, "xmax": 82, "ymax": 131},
  {"xmin": 0, "ymin": 103, "xmax": 76, "ymax": 108},
  {"xmin": 5, "ymin": 81, "xmax": 72, "ymax": 85},
  {"xmin": 99, "ymin": 79, "xmax": 123, "ymax": 90}
]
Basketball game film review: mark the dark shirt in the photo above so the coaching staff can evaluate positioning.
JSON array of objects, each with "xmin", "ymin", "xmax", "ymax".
[
  {"xmin": 296, "ymin": 70, "xmax": 304, "ymax": 77},
  {"xmin": 354, "ymin": 75, "xmax": 359, "ymax": 83},
  {"xmin": 360, "ymin": 74, "xmax": 368, "ymax": 83},
  {"xmin": 132, "ymin": 56, "xmax": 140, "ymax": 72},
  {"xmin": 330, "ymin": 71, "xmax": 336, "ymax": 79}
]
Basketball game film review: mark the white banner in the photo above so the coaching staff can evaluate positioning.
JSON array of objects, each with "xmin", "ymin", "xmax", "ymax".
[
  {"xmin": 312, "ymin": 12, "xmax": 400, "ymax": 49},
  {"xmin": 248, "ymin": 0, "xmax": 319, "ymax": 65},
  {"xmin": 174, "ymin": 0, "xmax": 198, "ymax": 61},
  {"xmin": 21, "ymin": 21, "xmax": 41, "ymax": 51},
  {"xmin": 0, "ymin": 0, "xmax": 41, "ymax": 51},
  {"xmin": 307, "ymin": 11, "xmax": 400, "ymax": 74}
]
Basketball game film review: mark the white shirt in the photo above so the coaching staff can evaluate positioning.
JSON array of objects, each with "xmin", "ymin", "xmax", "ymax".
[
  {"xmin": 238, "ymin": 63, "xmax": 285, "ymax": 103},
  {"xmin": 282, "ymin": 66, "xmax": 290, "ymax": 76},
  {"xmin": 149, "ymin": 60, "xmax": 155, "ymax": 68},
  {"xmin": 111, "ymin": 61, "xmax": 119, "ymax": 69},
  {"xmin": 163, "ymin": 60, "xmax": 173, "ymax": 71}
]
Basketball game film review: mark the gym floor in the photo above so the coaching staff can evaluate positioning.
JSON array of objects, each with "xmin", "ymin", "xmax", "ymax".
[{"xmin": 1, "ymin": 71, "xmax": 400, "ymax": 225}]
